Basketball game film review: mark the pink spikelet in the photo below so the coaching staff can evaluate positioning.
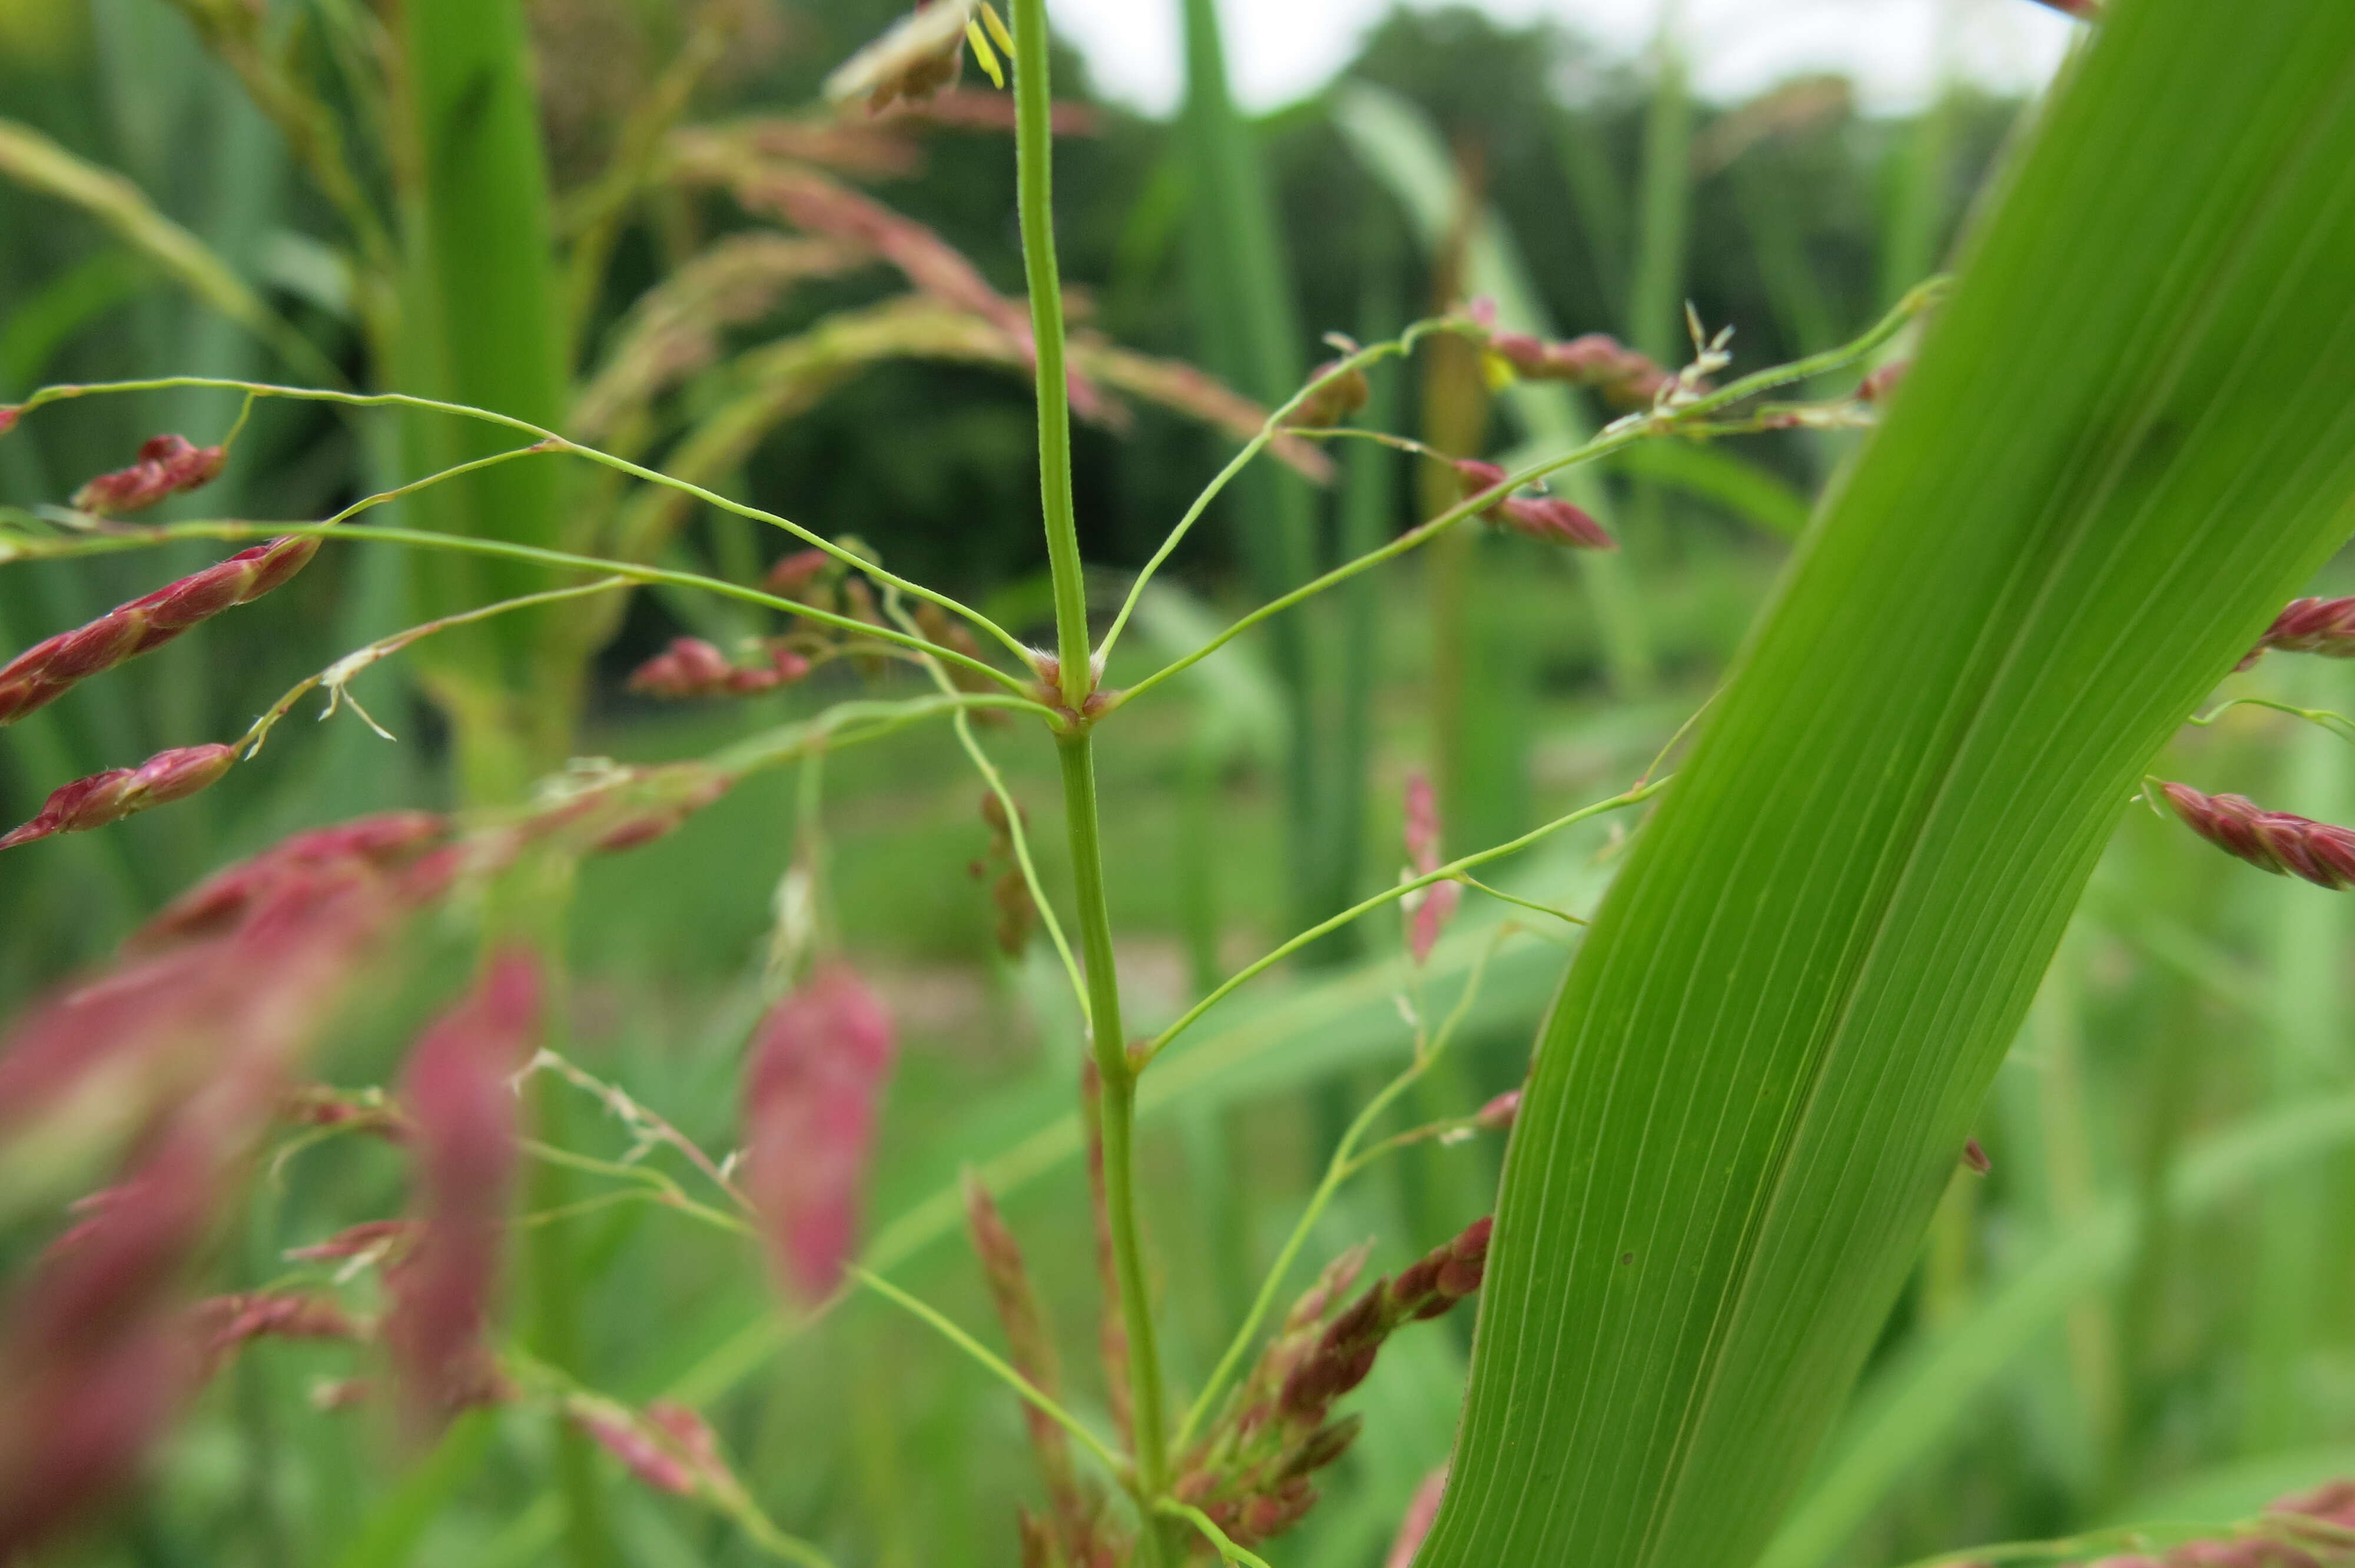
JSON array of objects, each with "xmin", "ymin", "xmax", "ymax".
[
  {"xmin": 1402, "ymin": 772, "xmax": 1461, "ymax": 965},
  {"xmin": 71, "ymin": 434, "xmax": 227, "ymax": 515},
  {"xmin": 1, "ymin": 743, "xmax": 236, "ymax": 851},
  {"xmin": 1385, "ymin": 1466, "xmax": 1449, "ymax": 1568},
  {"xmin": 741, "ymin": 964, "xmax": 897, "ymax": 1301},
  {"xmin": 0, "ymin": 536, "xmax": 317, "ymax": 723},
  {"xmin": 386, "ymin": 953, "xmax": 541, "ymax": 1430},
  {"xmin": 2237, "ymin": 596, "xmax": 2355, "ymax": 671},
  {"xmin": 2160, "ymin": 781, "xmax": 2355, "ymax": 890},
  {"xmin": 1451, "ymin": 460, "xmax": 1613, "ymax": 550},
  {"xmin": 134, "ymin": 811, "xmax": 449, "ymax": 952},
  {"xmin": 627, "ymin": 637, "xmax": 811, "ymax": 699}
]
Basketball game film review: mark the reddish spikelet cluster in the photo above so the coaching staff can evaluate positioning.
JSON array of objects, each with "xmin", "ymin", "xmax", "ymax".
[
  {"xmin": 2160, "ymin": 781, "xmax": 2355, "ymax": 890},
  {"xmin": 71, "ymin": 434, "xmax": 227, "ymax": 515},
  {"xmin": 0, "ymin": 743, "xmax": 236, "ymax": 851},
  {"xmin": 1474, "ymin": 1089, "xmax": 1521, "ymax": 1131},
  {"xmin": 0, "ymin": 536, "xmax": 318, "ymax": 724},
  {"xmin": 1452, "ymin": 460, "xmax": 1614, "ymax": 550},
  {"xmin": 1484, "ymin": 331, "xmax": 1670, "ymax": 407},
  {"xmin": 741, "ymin": 964, "xmax": 897, "ymax": 1300},
  {"xmin": 0, "ymin": 406, "xmax": 18, "ymax": 437},
  {"xmin": 386, "ymin": 953, "xmax": 541, "ymax": 1430},
  {"xmin": 1385, "ymin": 1467, "xmax": 1450, "ymax": 1568},
  {"xmin": 517, "ymin": 762, "xmax": 738, "ymax": 858},
  {"xmin": 0, "ymin": 1145, "xmax": 210, "ymax": 1554},
  {"xmin": 568, "ymin": 1393, "xmax": 741, "ymax": 1502},
  {"xmin": 1174, "ymin": 1218, "xmax": 1494, "ymax": 1549},
  {"xmin": 1961, "ymin": 1137, "xmax": 1992, "ymax": 1176},
  {"xmin": 0, "ymin": 842, "xmax": 407, "ymax": 1553},
  {"xmin": 1402, "ymin": 772, "xmax": 1461, "ymax": 965},
  {"xmin": 965, "ymin": 1172, "xmax": 1130, "ymax": 1562},
  {"xmin": 626, "ymin": 637, "xmax": 811, "ymax": 699},
  {"xmin": 1283, "ymin": 358, "xmax": 1372, "ymax": 430},
  {"xmin": 2027, "ymin": 0, "xmax": 2098, "ymax": 18},
  {"xmin": 190, "ymin": 1291, "xmax": 359, "ymax": 1377},
  {"xmin": 2237, "ymin": 596, "xmax": 2355, "ymax": 671},
  {"xmin": 134, "ymin": 812, "xmax": 449, "ymax": 952},
  {"xmin": 969, "ymin": 792, "xmax": 1038, "ymax": 956}
]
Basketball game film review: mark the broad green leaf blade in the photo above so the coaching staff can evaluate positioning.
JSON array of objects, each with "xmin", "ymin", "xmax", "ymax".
[{"xmin": 1420, "ymin": 6, "xmax": 2355, "ymax": 1567}]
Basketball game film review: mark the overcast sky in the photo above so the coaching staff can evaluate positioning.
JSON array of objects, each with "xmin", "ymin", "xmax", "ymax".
[{"xmin": 1047, "ymin": 0, "xmax": 2081, "ymax": 116}]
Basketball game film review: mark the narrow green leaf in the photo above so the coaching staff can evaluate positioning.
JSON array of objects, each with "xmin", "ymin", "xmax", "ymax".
[
  {"xmin": 1422, "ymin": 6, "xmax": 2355, "ymax": 1565},
  {"xmin": 0, "ymin": 116, "xmax": 331, "ymax": 382},
  {"xmin": 1760, "ymin": 1089, "xmax": 2355, "ymax": 1568}
]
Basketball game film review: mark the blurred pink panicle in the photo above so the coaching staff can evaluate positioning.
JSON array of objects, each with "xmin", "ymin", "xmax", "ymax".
[
  {"xmin": 742, "ymin": 964, "xmax": 897, "ymax": 1301},
  {"xmin": 1384, "ymin": 1467, "xmax": 1449, "ymax": 1568},
  {"xmin": 0, "ymin": 744, "xmax": 237, "ymax": 851},
  {"xmin": 1403, "ymin": 773, "xmax": 1460, "ymax": 965},
  {"xmin": 627, "ymin": 636, "xmax": 811, "ymax": 700},
  {"xmin": 387, "ymin": 952, "xmax": 541, "ymax": 1429},
  {"xmin": 71, "ymin": 434, "xmax": 226, "ymax": 516}
]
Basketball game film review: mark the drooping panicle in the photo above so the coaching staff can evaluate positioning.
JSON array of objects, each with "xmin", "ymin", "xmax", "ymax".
[
  {"xmin": 2236, "ymin": 596, "xmax": 2355, "ymax": 670},
  {"xmin": 2159, "ymin": 780, "xmax": 2355, "ymax": 890},
  {"xmin": 0, "ymin": 744, "xmax": 237, "ymax": 851},
  {"xmin": 71, "ymin": 434, "xmax": 227, "ymax": 515},
  {"xmin": 0, "ymin": 536, "xmax": 318, "ymax": 724},
  {"xmin": 386, "ymin": 952, "xmax": 542, "ymax": 1430},
  {"xmin": 741, "ymin": 964, "xmax": 897, "ymax": 1300}
]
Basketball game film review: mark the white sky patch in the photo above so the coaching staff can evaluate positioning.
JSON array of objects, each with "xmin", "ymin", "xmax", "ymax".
[{"xmin": 1047, "ymin": 0, "xmax": 2081, "ymax": 117}]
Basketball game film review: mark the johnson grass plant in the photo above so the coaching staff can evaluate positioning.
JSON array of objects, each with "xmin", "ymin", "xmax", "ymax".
[{"xmin": 9, "ymin": 0, "xmax": 2355, "ymax": 1565}]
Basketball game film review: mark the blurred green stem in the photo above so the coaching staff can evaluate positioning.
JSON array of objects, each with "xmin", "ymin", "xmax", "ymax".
[{"xmin": 1011, "ymin": 1, "xmax": 1172, "ymax": 1552}]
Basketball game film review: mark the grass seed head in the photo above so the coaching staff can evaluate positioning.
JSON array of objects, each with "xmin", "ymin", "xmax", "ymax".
[
  {"xmin": 71, "ymin": 434, "xmax": 227, "ymax": 515},
  {"xmin": 0, "ymin": 744, "xmax": 237, "ymax": 851},
  {"xmin": 2160, "ymin": 780, "xmax": 2355, "ymax": 889}
]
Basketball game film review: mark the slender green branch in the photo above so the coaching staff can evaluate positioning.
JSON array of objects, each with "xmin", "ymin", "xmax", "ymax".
[
  {"xmin": 1140, "ymin": 778, "xmax": 1669, "ymax": 1066},
  {"xmin": 1155, "ymin": 1500, "xmax": 1276, "ymax": 1568},
  {"xmin": 520, "ymin": 1141, "xmax": 752, "ymax": 1237},
  {"xmin": 1107, "ymin": 281, "xmax": 1948, "ymax": 714},
  {"xmin": 241, "ymin": 578, "xmax": 631, "ymax": 756},
  {"xmin": 7, "ymin": 377, "xmax": 1035, "ymax": 666},
  {"xmin": 1172, "ymin": 925, "xmax": 1515, "ymax": 1452},
  {"xmin": 5, "ymin": 519, "xmax": 1040, "ymax": 702},
  {"xmin": 1460, "ymin": 875, "xmax": 1587, "ymax": 928},
  {"xmin": 848, "ymin": 1264, "xmax": 1128, "ymax": 1478},
  {"xmin": 2187, "ymin": 694, "xmax": 2355, "ymax": 745},
  {"xmin": 1092, "ymin": 317, "xmax": 1461, "ymax": 667}
]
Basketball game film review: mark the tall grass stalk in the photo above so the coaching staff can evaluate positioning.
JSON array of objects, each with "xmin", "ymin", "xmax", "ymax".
[{"xmin": 1010, "ymin": 5, "xmax": 1172, "ymax": 1559}]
